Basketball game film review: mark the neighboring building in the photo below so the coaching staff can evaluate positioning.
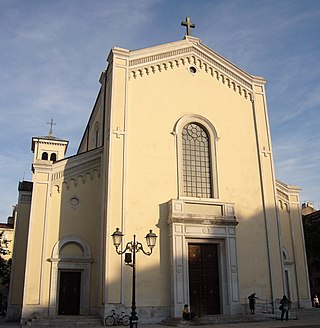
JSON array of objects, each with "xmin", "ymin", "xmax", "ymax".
[
  {"xmin": 301, "ymin": 202, "xmax": 317, "ymax": 216},
  {"xmin": 7, "ymin": 34, "xmax": 311, "ymax": 323},
  {"xmin": 301, "ymin": 202, "xmax": 320, "ymax": 303},
  {"xmin": 0, "ymin": 206, "xmax": 16, "ymax": 307},
  {"xmin": 6, "ymin": 181, "xmax": 32, "ymax": 320}
]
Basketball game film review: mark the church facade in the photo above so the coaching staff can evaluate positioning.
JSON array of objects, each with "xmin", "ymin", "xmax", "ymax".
[{"xmin": 7, "ymin": 35, "xmax": 311, "ymax": 323}]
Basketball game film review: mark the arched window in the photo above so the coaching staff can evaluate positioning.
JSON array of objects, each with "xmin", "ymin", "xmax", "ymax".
[
  {"xmin": 182, "ymin": 123, "xmax": 212, "ymax": 198},
  {"xmin": 282, "ymin": 248, "xmax": 293, "ymax": 300},
  {"xmin": 175, "ymin": 115, "xmax": 219, "ymax": 199},
  {"xmin": 42, "ymin": 152, "xmax": 48, "ymax": 160},
  {"xmin": 50, "ymin": 153, "xmax": 57, "ymax": 162}
]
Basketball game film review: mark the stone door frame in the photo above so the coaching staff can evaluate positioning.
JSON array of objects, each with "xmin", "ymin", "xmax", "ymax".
[
  {"xmin": 49, "ymin": 235, "xmax": 93, "ymax": 316},
  {"xmin": 168, "ymin": 199, "xmax": 240, "ymax": 318}
]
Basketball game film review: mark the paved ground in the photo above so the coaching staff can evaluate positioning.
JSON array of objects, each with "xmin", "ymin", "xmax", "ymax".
[{"xmin": 1, "ymin": 316, "xmax": 320, "ymax": 328}]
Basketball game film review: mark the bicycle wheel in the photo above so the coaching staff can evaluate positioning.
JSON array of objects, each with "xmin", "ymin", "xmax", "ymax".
[
  {"xmin": 105, "ymin": 315, "xmax": 115, "ymax": 326},
  {"xmin": 121, "ymin": 315, "xmax": 130, "ymax": 326}
]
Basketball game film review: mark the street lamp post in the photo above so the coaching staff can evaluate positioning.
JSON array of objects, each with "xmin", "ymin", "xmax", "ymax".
[{"xmin": 111, "ymin": 228, "xmax": 157, "ymax": 328}]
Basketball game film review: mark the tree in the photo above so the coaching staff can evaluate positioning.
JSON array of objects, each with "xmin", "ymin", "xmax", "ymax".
[
  {"xmin": 0, "ymin": 232, "xmax": 11, "ymax": 288},
  {"xmin": 302, "ymin": 211, "xmax": 320, "ymax": 296}
]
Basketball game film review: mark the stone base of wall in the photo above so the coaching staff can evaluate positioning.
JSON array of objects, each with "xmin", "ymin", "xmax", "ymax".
[{"xmin": 5, "ymin": 304, "xmax": 21, "ymax": 322}]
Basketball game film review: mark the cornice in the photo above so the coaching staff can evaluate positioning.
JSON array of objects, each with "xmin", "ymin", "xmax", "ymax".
[
  {"xmin": 276, "ymin": 179, "xmax": 301, "ymax": 194},
  {"xmin": 31, "ymin": 137, "xmax": 69, "ymax": 153},
  {"xmin": 51, "ymin": 149, "xmax": 102, "ymax": 191},
  {"xmin": 106, "ymin": 38, "xmax": 265, "ymax": 101},
  {"xmin": 128, "ymin": 42, "xmax": 254, "ymax": 101},
  {"xmin": 168, "ymin": 216, "xmax": 238, "ymax": 226},
  {"xmin": 52, "ymin": 157, "xmax": 101, "ymax": 181}
]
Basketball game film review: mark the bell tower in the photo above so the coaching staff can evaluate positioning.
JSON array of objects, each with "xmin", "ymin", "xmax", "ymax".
[
  {"xmin": 21, "ymin": 120, "xmax": 69, "ymax": 321},
  {"xmin": 31, "ymin": 119, "xmax": 69, "ymax": 167}
]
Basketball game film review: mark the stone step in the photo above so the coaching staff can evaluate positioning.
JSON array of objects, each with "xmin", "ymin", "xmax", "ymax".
[
  {"xmin": 161, "ymin": 314, "xmax": 272, "ymax": 326},
  {"xmin": 296, "ymin": 308, "xmax": 320, "ymax": 317},
  {"xmin": 27, "ymin": 315, "xmax": 103, "ymax": 327}
]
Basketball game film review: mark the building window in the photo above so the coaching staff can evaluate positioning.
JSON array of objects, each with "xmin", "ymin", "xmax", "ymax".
[
  {"xmin": 182, "ymin": 123, "xmax": 212, "ymax": 198},
  {"xmin": 42, "ymin": 152, "xmax": 48, "ymax": 160},
  {"xmin": 50, "ymin": 153, "xmax": 57, "ymax": 162},
  {"xmin": 174, "ymin": 115, "xmax": 219, "ymax": 199}
]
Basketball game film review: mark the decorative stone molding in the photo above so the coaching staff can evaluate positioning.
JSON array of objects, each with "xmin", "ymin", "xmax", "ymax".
[
  {"xmin": 51, "ymin": 154, "xmax": 101, "ymax": 191},
  {"xmin": 167, "ymin": 199, "xmax": 238, "ymax": 226},
  {"xmin": 51, "ymin": 235, "xmax": 92, "ymax": 259},
  {"xmin": 167, "ymin": 198, "xmax": 240, "ymax": 317},
  {"xmin": 130, "ymin": 49, "xmax": 253, "ymax": 101},
  {"xmin": 48, "ymin": 235, "xmax": 92, "ymax": 316},
  {"xmin": 53, "ymin": 157, "xmax": 101, "ymax": 181},
  {"xmin": 129, "ymin": 47, "xmax": 193, "ymax": 66}
]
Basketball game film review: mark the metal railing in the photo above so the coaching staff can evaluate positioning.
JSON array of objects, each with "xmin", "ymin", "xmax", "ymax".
[
  {"xmin": 244, "ymin": 298, "xmax": 298, "ymax": 320},
  {"xmin": 244, "ymin": 298, "xmax": 273, "ymax": 315}
]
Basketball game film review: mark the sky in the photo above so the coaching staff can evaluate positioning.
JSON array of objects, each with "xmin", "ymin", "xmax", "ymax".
[{"xmin": 0, "ymin": 0, "xmax": 319, "ymax": 222}]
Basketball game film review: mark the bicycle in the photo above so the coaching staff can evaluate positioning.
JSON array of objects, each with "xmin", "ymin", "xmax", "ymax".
[{"xmin": 105, "ymin": 310, "xmax": 130, "ymax": 326}]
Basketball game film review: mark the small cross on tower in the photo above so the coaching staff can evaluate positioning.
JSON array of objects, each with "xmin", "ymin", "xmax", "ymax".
[
  {"xmin": 181, "ymin": 17, "xmax": 195, "ymax": 36},
  {"xmin": 47, "ymin": 118, "xmax": 56, "ymax": 137}
]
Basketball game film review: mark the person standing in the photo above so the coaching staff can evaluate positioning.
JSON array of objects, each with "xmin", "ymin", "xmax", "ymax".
[
  {"xmin": 280, "ymin": 295, "xmax": 291, "ymax": 321},
  {"xmin": 313, "ymin": 295, "xmax": 319, "ymax": 308},
  {"xmin": 248, "ymin": 293, "xmax": 258, "ymax": 314}
]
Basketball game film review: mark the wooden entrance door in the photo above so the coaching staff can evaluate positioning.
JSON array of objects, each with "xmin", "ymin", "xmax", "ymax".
[
  {"xmin": 58, "ymin": 271, "xmax": 81, "ymax": 315},
  {"xmin": 188, "ymin": 243, "xmax": 220, "ymax": 316}
]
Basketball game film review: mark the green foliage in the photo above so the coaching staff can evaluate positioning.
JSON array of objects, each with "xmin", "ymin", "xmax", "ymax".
[
  {"xmin": 0, "ymin": 231, "xmax": 12, "ymax": 287},
  {"xmin": 0, "ymin": 232, "xmax": 10, "ymax": 257},
  {"xmin": 303, "ymin": 216, "xmax": 320, "ymax": 261},
  {"xmin": 0, "ymin": 258, "xmax": 12, "ymax": 287}
]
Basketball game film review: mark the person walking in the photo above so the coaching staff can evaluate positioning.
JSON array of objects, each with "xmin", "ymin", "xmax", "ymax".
[{"xmin": 280, "ymin": 295, "xmax": 291, "ymax": 321}]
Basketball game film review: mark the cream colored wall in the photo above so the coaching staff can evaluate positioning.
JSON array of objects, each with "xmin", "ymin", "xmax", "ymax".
[
  {"xmin": 105, "ymin": 55, "xmax": 128, "ymax": 305},
  {"xmin": 21, "ymin": 145, "xmax": 102, "ymax": 319},
  {"xmin": 78, "ymin": 85, "xmax": 106, "ymax": 154},
  {"xmin": 33, "ymin": 139, "xmax": 68, "ymax": 162},
  {"xmin": 13, "ymin": 37, "xmax": 311, "ymax": 322},
  {"xmin": 129, "ymin": 67, "xmax": 267, "ymax": 301},
  {"xmin": 277, "ymin": 184, "xmax": 311, "ymax": 306},
  {"xmin": 87, "ymin": 96, "xmax": 104, "ymax": 151},
  {"xmin": 105, "ymin": 43, "xmax": 281, "ymax": 310},
  {"xmin": 45, "ymin": 169, "xmax": 101, "ymax": 307},
  {"xmin": 78, "ymin": 129, "xmax": 89, "ymax": 153},
  {"xmin": 23, "ymin": 181, "xmax": 48, "ymax": 305}
]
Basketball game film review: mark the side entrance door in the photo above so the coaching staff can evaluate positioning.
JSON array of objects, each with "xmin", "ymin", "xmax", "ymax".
[
  {"xmin": 58, "ymin": 271, "xmax": 81, "ymax": 315},
  {"xmin": 188, "ymin": 243, "xmax": 220, "ymax": 316}
]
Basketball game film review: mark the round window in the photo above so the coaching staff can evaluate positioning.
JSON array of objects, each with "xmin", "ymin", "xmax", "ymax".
[
  {"xmin": 188, "ymin": 66, "xmax": 197, "ymax": 74},
  {"xmin": 70, "ymin": 196, "xmax": 80, "ymax": 208}
]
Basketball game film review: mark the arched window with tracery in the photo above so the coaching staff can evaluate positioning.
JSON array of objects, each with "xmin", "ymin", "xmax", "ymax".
[
  {"xmin": 182, "ymin": 123, "xmax": 212, "ymax": 198},
  {"xmin": 175, "ymin": 115, "xmax": 219, "ymax": 199}
]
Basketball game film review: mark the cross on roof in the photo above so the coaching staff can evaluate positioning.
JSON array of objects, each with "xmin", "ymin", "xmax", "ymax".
[
  {"xmin": 47, "ymin": 118, "xmax": 56, "ymax": 137},
  {"xmin": 181, "ymin": 17, "xmax": 195, "ymax": 36}
]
